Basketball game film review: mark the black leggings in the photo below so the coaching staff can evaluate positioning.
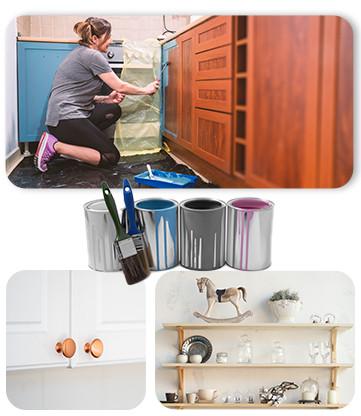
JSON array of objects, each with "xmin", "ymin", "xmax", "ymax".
[{"xmin": 48, "ymin": 103, "xmax": 121, "ymax": 167}]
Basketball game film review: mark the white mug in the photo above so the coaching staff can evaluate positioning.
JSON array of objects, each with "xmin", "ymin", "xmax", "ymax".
[
  {"xmin": 189, "ymin": 354, "xmax": 202, "ymax": 363},
  {"xmin": 186, "ymin": 392, "xmax": 199, "ymax": 404}
]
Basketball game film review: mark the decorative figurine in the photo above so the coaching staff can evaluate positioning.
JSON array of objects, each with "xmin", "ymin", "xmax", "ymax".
[
  {"xmin": 259, "ymin": 381, "xmax": 299, "ymax": 406},
  {"xmin": 193, "ymin": 277, "xmax": 252, "ymax": 323}
]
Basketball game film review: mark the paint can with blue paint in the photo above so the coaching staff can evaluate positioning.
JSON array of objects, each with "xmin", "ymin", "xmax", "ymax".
[
  {"xmin": 180, "ymin": 198, "xmax": 226, "ymax": 271},
  {"xmin": 226, "ymin": 198, "xmax": 274, "ymax": 271},
  {"xmin": 135, "ymin": 199, "xmax": 178, "ymax": 271}
]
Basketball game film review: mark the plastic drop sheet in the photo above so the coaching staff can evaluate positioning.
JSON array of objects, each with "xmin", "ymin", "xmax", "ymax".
[{"xmin": 115, "ymin": 39, "xmax": 162, "ymax": 156}]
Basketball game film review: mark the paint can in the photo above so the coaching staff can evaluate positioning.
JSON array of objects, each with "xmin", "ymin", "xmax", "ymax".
[
  {"xmin": 226, "ymin": 198, "xmax": 274, "ymax": 271},
  {"xmin": 135, "ymin": 199, "xmax": 178, "ymax": 271},
  {"xmin": 84, "ymin": 199, "xmax": 122, "ymax": 272},
  {"xmin": 180, "ymin": 198, "xmax": 226, "ymax": 270}
]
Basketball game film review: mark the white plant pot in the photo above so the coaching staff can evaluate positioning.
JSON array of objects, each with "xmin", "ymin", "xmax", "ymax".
[{"xmin": 269, "ymin": 300, "xmax": 302, "ymax": 323}]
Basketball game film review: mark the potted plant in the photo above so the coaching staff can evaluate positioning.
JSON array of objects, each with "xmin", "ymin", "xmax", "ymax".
[{"xmin": 269, "ymin": 289, "xmax": 302, "ymax": 323}]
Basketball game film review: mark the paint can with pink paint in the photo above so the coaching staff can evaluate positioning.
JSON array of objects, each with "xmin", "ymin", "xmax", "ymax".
[{"xmin": 226, "ymin": 198, "xmax": 274, "ymax": 271}]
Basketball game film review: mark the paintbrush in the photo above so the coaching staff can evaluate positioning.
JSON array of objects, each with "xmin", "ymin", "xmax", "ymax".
[
  {"xmin": 122, "ymin": 178, "xmax": 154, "ymax": 269},
  {"xmin": 102, "ymin": 182, "xmax": 150, "ymax": 285}
]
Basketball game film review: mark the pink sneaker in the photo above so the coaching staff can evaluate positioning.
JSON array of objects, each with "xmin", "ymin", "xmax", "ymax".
[{"xmin": 34, "ymin": 132, "xmax": 58, "ymax": 172}]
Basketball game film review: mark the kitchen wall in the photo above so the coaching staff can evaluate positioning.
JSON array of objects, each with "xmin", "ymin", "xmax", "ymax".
[
  {"xmin": 5, "ymin": 19, "xmax": 19, "ymax": 159},
  {"xmin": 155, "ymin": 271, "xmax": 354, "ymax": 404},
  {"xmin": 16, "ymin": 15, "xmax": 191, "ymax": 41},
  {"xmin": 7, "ymin": 362, "xmax": 145, "ymax": 409}
]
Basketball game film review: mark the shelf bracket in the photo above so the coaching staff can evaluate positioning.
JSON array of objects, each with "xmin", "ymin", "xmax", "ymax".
[
  {"xmin": 177, "ymin": 326, "xmax": 185, "ymax": 351},
  {"xmin": 330, "ymin": 327, "xmax": 337, "ymax": 363},
  {"xmin": 330, "ymin": 327, "xmax": 338, "ymax": 389},
  {"xmin": 177, "ymin": 367, "xmax": 185, "ymax": 403}
]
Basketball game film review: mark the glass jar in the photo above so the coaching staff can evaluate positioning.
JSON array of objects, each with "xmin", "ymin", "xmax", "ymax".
[
  {"xmin": 271, "ymin": 341, "xmax": 285, "ymax": 363},
  {"xmin": 237, "ymin": 335, "xmax": 253, "ymax": 363},
  {"xmin": 216, "ymin": 352, "xmax": 228, "ymax": 364},
  {"xmin": 301, "ymin": 377, "xmax": 319, "ymax": 402}
]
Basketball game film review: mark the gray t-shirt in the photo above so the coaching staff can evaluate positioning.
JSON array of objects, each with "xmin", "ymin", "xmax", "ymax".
[{"xmin": 46, "ymin": 45, "xmax": 112, "ymax": 126}]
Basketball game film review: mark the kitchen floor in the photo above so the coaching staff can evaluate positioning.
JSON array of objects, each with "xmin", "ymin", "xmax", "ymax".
[{"xmin": 8, "ymin": 150, "xmax": 215, "ymax": 188}]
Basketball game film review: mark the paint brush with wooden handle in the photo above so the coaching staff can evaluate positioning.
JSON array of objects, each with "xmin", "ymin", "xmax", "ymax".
[{"xmin": 102, "ymin": 182, "xmax": 150, "ymax": 285}]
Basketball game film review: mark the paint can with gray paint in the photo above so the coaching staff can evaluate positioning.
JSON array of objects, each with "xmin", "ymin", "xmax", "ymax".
[
  {"xmin": 135, "ymin": 199, "xmax": 178, "ymax": 271},
  {"xmin": 84, "ymin": 199, "xmax": 123, "ymax": 272},
  {"xmin": 180, "ymin": 198, "xmax": 226, "ymax": 270},
  {"xmin": 226, "ymin": 198, "xmax": 274, "ymax": 271}
]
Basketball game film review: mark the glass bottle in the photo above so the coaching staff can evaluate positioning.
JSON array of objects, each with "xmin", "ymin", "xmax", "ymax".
[
  {"xmin": 237, "ymin": 335, "xmax": 253, "ymax": 363},
  {"xmin": 271, "ymin": 341, "xmax": 285, "ymax": 363}
]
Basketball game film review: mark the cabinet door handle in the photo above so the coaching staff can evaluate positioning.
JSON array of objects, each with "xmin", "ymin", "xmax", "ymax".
[
  {"xmin": 84, "ymin": 338, "xmax": 104, "ymax": 358},
  {"xmin": 55, "ymin": 338, "xmax": 76, "ymax": 358}
]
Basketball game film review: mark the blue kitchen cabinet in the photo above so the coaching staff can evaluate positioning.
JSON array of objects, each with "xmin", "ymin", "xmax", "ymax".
[
  {"xmin": 17, "ymin": 41, "xmax": 78, "ymax": 143},
  {"xmin": 161, "ymin": 40, "xmax": 179, "ymax": 140}
]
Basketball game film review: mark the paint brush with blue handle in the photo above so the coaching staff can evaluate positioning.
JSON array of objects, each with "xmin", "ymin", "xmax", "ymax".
[
  {"xmin": 123, "ymin": 179, "xmax": 154, "ymax": 269},
  {"xmin": 102, "ymin": 182, "xmax": 150, "ymax": 284}
]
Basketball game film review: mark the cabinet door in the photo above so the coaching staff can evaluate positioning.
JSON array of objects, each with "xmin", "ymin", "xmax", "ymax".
[
  {"xmin": 17, "ymin": 41, "xmax": 77, "ymax": 143},
  {"xmin": 195, "ymin": 80, "xmax": 232, "ymax": 113},
  {"xmin": 6, "ymin": 271, "xmax": 70, "ymax": 370},
  {"xmin": 71, "ymin": 271, "xmax": 145, "ymax": 367},
  {"xmin": 178, "ymin": 31, "xmax": 195, "ymax": 148},
  {"xmin": 194, "ymin": 16, "xmax": 232, "ymax": 53},
  {"xmin": 318, "ymin": 17, "xmax": 353, "ymax": 187},
  {"xmin": 194, "ymin": 109, "xmax": 232, "ymax": 173},
  {"xmin": 247, "ymin": 17, "xmax": 322, "ymax": 187},
  {"xmin": 195, "ymin": 45, "xmax": 232, "ymax": 80},
  {"xmin": 161, "ymin": 40, "xmax": 180, "ymax": 140}
]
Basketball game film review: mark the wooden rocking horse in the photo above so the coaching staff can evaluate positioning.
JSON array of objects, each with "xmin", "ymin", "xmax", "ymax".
[{"xmin": 193, "ymin": 277, "xmax": 253, "ymax": 323}]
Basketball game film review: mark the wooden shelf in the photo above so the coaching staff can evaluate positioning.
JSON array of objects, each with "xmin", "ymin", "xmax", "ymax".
[
  {"xmin": 236, "ymin": 105, "xmax": 247, "ymax": 111},
  {"xmin": 162, "ymin": 402, "xmax": 346, "ymax": 409},
  {"xmin": 236, "ymin": 39, "xmax": 248, "ymax": 46},
  {"xmin": 236, "ymin": 72, "xmax": 248, "ymax": 78},
  {"xmin": 235, "ymin": 137, "xmax": 246, "ymax": 145},
  {"xmin": 163, "ymin": 363, "xmax": 353, "ymax": 369},
  {"xmin": 163, "ymin": 322, "xmax": 353, "ymax": 330}
]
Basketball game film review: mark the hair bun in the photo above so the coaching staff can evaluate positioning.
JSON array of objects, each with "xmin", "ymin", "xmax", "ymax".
[{"xmin": 73, "ymin": 21, "xmax": 91, "ymax": 37}]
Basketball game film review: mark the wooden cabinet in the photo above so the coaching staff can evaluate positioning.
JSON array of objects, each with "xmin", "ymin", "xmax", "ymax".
[
  {"xmin": 7, "ymin": 271, "xmax": 145, "ymax": 371},
  {"xmin": 194, "ymin": 109, "xmax": 231, "ymax": 173},
  {"xmin": 246, "ymin": 17, "xmax": 322, "ymax": 187},
  {"xmin": 195, "ymin": 80, "xmax": 232, "ymax": 113},
  {"xmin": 161, "ymin": 16, "xmax": 353, "ymax": 188},
  {"xmin": 195, "ymin": 45, "xmax": 232, "ymax": 80},
  {"xmin": 194, "ymin": 16, "xmax": 232, "ymax": 53}
]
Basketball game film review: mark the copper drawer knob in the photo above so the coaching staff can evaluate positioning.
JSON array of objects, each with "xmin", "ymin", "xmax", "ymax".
[
  {"xmin": 55, "ymin": 338, "xmax": 76, "ymax": 358},
  {"xmin": 84, "ymin": 338, "xmax": 104, "ymax": 358}
]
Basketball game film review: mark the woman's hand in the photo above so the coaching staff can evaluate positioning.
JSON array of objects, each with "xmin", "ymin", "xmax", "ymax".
[
  {"xmin": 143, "ymin": 80, "xmax": 160, "ymax": 95},
  {"xmin": 103, "ymin": 91, "xmax": 126, "ymax": 104}
]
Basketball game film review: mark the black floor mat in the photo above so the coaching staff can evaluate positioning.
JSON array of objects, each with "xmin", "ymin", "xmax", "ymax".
[{"xmin": 8, "ymin": 150, "xmax": 216, "ymax": 189}]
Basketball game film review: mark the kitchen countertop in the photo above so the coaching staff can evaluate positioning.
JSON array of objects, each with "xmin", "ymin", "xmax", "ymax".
[{"xmin": 17, "ymin": 36, "xmax": 79, "ymax": 43}]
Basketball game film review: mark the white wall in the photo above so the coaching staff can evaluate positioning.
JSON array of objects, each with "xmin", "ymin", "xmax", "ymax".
[
  {"xmin": 7, "ymin": 362, "xmax": 145, "ymax": 409},
  {"xmin": 5, "ymin": 19, "xmax": 19, "ymax": 158},
  {"xmin": 155, "ymin": 271, "xmax": 354, "ymax": 405}
]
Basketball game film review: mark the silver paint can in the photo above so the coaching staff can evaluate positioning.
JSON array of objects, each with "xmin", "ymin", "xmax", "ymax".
[
  {"xmin": 180, "ymin": 198, "xmax": 226, "ymax": 270},
  {"xmin": 226, "ymin": 198, "xmax": 274, "ymax": 271},
  {"xmin": 84, "ymin": 199, "xmax": 122, "ymax": 272},
  {"xmin": 135, "ymin": 199, "xmax": 178, "ymax": 271}
]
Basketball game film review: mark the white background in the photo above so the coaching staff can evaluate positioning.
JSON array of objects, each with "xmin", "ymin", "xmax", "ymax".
[{"xmin": 0, "ymin": 1, "xmax": 359, "ymax": 415}]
